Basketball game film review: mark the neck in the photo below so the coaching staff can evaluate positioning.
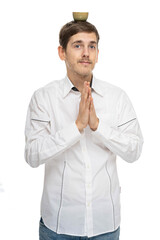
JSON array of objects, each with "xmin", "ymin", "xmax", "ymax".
[{"xmin": 67, "ymin": 71, "xmax": 92, "ymax": 93}]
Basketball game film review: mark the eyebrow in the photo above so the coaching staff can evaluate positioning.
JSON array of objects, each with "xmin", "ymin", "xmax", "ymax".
[{"xmin": 71, "ymin": 40, "xmax": 97, "ymax": 45}]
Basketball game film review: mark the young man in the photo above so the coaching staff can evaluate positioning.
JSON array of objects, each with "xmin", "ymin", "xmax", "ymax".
[{"xmin": 25, "ymin": 20, "xmax": 143, "ymax": 240}]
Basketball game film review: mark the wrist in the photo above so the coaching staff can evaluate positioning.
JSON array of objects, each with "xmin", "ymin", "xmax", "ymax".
[
  {"xmin": 90, "ymin": 118, "xmax": 99, "ymax": 131},
  {"xmin": 75, "ymin": 120, "xmax": 84, "ymax": 133}
]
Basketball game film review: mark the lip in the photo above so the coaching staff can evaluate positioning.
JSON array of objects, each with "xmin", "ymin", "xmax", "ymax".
[{"xmin": 79, "ymin": 61, "xmax": 91, "ymax": 64}]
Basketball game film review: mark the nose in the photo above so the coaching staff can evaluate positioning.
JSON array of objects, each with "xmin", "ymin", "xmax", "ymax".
[{"xmin": 82, "ymin": 46, "xmax": 89, "ymax": 58}]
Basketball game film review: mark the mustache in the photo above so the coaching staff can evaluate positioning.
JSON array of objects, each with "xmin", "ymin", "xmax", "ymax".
[{"xmin": 78, "ymin": 59, "xmax": 92, "ymax": 64}]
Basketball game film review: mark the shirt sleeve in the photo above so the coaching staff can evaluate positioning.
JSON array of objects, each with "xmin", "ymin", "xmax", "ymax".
[
  {"xmin": 92, "ymin": 91, "xmax": 144, "ymax": 163},
  {"xmin": 24, "ymin": 90, "xmax": 82, "ymax": 168}
]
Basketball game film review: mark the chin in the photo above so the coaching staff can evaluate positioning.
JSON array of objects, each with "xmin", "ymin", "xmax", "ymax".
[
  {"xmin": 79, "ymin": 72, "xmax": 92, "ymax": 78},
  {"xmin": 77, "ymin": 69, "xmax": 92, "ymax": 77}
]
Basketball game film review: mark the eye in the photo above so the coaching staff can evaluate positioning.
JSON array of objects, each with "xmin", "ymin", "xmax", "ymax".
[
  {"xmin": 75, "ymin": 44, "xmax": 81, "ymax": 49},
  {"xmin": 89, "ymin": 45, "xmax": 96, "ymax": 49}
]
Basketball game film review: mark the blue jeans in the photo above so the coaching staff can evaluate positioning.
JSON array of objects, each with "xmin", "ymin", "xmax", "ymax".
[{"xmin": 39, "ymin": 218, "xmax": 120, "ymax": 240}]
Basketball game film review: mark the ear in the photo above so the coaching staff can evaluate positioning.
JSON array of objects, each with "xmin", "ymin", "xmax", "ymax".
[{"xmin": 58, "ymin": 46, "xmax": 66, "ymax": 61}]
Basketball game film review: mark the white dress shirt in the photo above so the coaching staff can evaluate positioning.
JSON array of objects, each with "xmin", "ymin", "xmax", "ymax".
[{"xmin": 25, "ymin": 76, "xmax": 143, "ymax": 237}]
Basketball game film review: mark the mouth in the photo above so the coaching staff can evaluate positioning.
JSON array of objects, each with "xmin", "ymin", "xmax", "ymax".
[{"xmin": 78, "ymin": 60, "xmax": 92, "ymax": 65}]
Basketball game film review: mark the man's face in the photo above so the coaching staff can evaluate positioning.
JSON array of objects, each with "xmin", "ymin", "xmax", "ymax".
[{"xmin": 62, "ymin": 32, "xmax": 99, "ymax": 78}]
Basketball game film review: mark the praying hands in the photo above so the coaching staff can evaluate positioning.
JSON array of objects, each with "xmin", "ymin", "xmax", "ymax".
[{"xmin": 76, "ymin": 81, "xmax": 99, "ymax": 132}]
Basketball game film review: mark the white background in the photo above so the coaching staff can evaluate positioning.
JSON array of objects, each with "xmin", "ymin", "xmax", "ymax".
[{"xmin": 0, "ymin": 0, "xmax": 160, "ymax": 239}]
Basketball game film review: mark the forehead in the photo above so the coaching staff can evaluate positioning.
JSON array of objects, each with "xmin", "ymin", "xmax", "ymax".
[{"xmin": 69, "ymin": 32, "xmax": 97, "ymax": 44}]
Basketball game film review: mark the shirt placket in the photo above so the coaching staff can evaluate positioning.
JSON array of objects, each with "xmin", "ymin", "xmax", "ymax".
[{"xmin": 80, "ymin": 132, "xmax": 93, "ymax": 237}]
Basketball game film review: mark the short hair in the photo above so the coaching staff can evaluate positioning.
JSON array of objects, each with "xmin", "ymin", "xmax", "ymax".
[{"xmin": 59, "ymin": 21, "xmax": 100, "ymax": 50}]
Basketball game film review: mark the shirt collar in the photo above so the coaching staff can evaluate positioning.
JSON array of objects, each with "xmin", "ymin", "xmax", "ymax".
[
  {"xmin": 62, "ymin": 76, "xmax": 74, "ymax": 98},
  {"xmin": 62, "ymin": 75, "xmax": 104, "ymax": 98},
  {"xmin": 92, "ymin": 76, "xmax": 104, "ymax": 97},
  {"xmin": 72, "ymin": 78, "xmax": 93, "ymax": 92}
]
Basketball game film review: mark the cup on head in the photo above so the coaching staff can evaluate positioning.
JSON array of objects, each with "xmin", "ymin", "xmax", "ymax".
[{"xmin": 73, "ymin": 12, "xmax": 89, "ymax": 21}]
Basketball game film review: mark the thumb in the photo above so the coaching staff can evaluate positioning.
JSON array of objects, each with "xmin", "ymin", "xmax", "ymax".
[
  {"xmin": 86, "ymin": 95, "xmax": 91, "ymax": 107},
  {"xmin": 89, "ymin": 97, "xmax": 94, "ymax": 112}
]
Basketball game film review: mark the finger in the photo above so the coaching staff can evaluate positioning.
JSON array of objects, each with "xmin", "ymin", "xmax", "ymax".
[
  {"xmin": 86, "ymin": 82, "xmax": 90, "ymax": 88},
  {"xmin": 90, "ymin": 97, "xmax": 94, "ymax": 112},
  {"xmin": 81, "ymin": 81, "xmax": 88, "ymax": 101},
  {"xmin": 85, "ymin": 82, "xmax": 90, "ymax": 91},
  {"xmin": 88, "ymin": 87, "xmax": 92, "ymax": 97},
  {"xmin": 87, "ymin": 95, "xmax": 92, "ymax": 108},
  {"xmin": 83, "ymin": 81, "xmax": 87, "ymax": 93},
  {"xmin": 83, "ymin": 82, "xmax": 90, "ymax": 102}
]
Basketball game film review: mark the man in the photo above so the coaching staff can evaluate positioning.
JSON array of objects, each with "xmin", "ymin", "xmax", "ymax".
[{"xmin": 25, "ymin": 19, "xmax": 143, "ymax": 240}]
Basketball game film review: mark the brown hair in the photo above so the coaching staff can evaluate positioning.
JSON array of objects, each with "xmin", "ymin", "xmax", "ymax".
[{"xmin": 59, "ymin": 21, "xmax": 100, "ymax": 50}]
